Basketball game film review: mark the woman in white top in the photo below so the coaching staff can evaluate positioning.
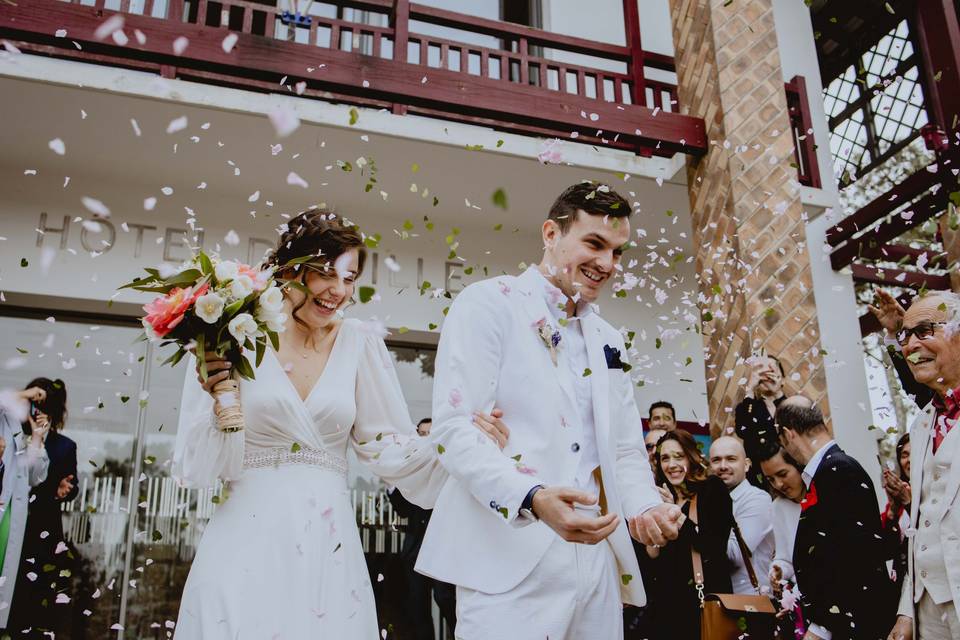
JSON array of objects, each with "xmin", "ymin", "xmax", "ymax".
[
  {"xmin": 759, "ymin": 446, "xmax": 807, "ymax": 640},
  {"xmin": 173, "ymin": 211, "xmax": 506, "ymax": 639}
]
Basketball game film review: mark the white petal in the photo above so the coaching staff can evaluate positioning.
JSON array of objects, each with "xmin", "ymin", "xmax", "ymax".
[
  {"xmin": 172, "ymin": 36, "xmax": 189, "ymax": 56},
  {"xmin": 286, "ymin": 171, "xmax": 309, "ymax": 189},
  {"xmin": 48, "ymin": 138, "xmax": 65, "ymax": 155},
  {"xmin": 222, "ymin": 33, "xmax": 239, "ymax": 53}
]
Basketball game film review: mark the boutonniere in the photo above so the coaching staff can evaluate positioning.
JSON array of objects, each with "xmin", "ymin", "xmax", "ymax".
[{"xmin": 533, "ymin": 317, "xmax": 561, "ymax": 366}]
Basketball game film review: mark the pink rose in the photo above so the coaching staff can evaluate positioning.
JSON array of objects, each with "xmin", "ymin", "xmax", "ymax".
[{"xmin": 142, "ymin": 282, "xmax": 208, "ymax": 338}]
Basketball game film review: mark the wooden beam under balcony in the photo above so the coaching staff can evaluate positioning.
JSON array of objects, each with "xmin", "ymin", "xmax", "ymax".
[
  {"xmin": 0, "ymin": 0, "xmax": 706, "ymax": 156},
  {"xmin": 850, "ymin": 263, "xmax": 951, "ymax": 291}
]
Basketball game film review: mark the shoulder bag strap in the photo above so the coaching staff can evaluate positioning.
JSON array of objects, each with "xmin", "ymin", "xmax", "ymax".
[
  {"xmin": 731, "ymin": 518, "xmax": 762, "ymax": 593},
  {"xmin": 688, "ymin": 494, "xmax": 705, "ymax": 607}
]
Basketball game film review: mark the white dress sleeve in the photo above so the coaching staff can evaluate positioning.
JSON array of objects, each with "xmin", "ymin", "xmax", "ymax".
[
  {"xmin": 172, "ymin": 356, "xmax": 245, "ymax": 488},
  {"xmin": 351, "ymin": 325, "xmax": 447, "ymax": 509}
]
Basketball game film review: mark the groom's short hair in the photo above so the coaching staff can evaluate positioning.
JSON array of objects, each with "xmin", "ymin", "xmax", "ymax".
[{"xmin": 548, "ymin": 182, "xmax": 631, "ymax": 233}]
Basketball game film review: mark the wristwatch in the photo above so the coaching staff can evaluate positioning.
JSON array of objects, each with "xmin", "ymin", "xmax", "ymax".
[{"xmin": 518, "ymin": 484, "xmax": 545, "ymax": 521}]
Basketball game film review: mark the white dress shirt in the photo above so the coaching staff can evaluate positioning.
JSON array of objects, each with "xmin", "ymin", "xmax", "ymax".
[
  {"xmin": 801, "ymin": 439, "xmax": 836, "ymax": 489},
  {"xmin": 534, "ymin": 269, "xmax": 600, "ymax": 497},
  {"xmin": 771, "ymin": 497, "xmax": 801, "ymax": 582},
  {"xmin": 800, "ymin": 439, "xmax": 836, "ymax": 640},
  {"xmin": 727, "ymin": 479, "xmax": 775, "ymax": 594}
]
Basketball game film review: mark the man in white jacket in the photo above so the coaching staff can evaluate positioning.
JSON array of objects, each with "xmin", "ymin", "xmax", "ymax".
[
  {"xmin": 888, "ymin": 292, "xmax": 960, "ymax": 640},
  {"xmin": 417, "ymin": 182, "xmax": 683, "ymax": 639}
]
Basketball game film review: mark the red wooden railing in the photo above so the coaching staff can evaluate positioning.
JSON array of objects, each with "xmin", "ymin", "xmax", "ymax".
[{"xmin": 0, "ymin": 0, "xmax": 705, "ymax": 156}]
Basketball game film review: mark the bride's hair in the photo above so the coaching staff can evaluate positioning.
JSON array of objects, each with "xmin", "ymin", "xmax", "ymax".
[{"xmin": 264, "ymin": 209, "xmax": 367, "ymax": 331}]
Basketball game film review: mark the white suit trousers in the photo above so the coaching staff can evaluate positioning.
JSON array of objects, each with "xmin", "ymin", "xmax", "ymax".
[
  {"xmin": 454, "ymin": 535, "xmax": 623, "ymax": 640},
  {"xmin": 917, "ymin": 591, "xmax": 960, "ymax": 639}
]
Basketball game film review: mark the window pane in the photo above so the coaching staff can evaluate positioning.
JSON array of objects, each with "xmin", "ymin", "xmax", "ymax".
[{"xmin": 0, "ymin": 315, "xmax": 144, "ymax": 637}]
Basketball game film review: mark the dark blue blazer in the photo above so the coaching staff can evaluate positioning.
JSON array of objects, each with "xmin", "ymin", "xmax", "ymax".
[{"xmin": 27, "ymin": 430, "xmax": 78, "ymax": 542}]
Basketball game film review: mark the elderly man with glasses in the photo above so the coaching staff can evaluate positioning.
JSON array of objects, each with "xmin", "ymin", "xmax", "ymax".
[{"xmin": 886, "ymin": 291, "xmax": 960, "ymax": 640}]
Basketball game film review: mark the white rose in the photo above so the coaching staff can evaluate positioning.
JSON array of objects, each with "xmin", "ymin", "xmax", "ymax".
[
  {"xmin": 228, "ymin": 313, "xmax": 259, "ymax": 343},
  {"xmin": 258, "ymin": 286, "xmax": 284, "ymax": 312},
  {"xmin": 230, "ymin": 275, "xmax": 255, "ymax": 300},
  {"xmin": 214, "ymin": 260, "xmax": 239, "ymax": 283},
  {"xmin": 194, "ymin": 292, "xmax": 225, "ymax": 324},
  {"xmin": 257, "ymin": 309, "xmax": 287, "ymax": 333}
]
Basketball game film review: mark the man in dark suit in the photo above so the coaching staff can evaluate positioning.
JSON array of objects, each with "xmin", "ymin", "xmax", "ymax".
[
  {"xmin": 388, "ymin": 419, "xmax": 456, "ymax": 640},
  {"xmin": 776, "ymin": 396, "xmax": 896, "ymax": 640}
]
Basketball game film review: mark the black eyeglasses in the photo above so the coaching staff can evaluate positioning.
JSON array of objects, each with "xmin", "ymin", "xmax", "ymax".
[{"xmin": 896, "ymin": 321, "xmax": 946, "ymax": 348}]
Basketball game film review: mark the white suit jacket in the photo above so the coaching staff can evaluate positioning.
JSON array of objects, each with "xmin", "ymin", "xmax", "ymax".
[
  {"xmin": 415, "ymin": 267, "xmax": 662, "ymax": 606},
  {"xmin": 897, "ymin": 405, "xmax": 960, "ymax": 622}
]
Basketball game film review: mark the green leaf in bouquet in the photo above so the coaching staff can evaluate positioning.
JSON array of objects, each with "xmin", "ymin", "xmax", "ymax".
[
  {"xmin": 283, "ymin": 279, "xmax": 312, "ymax": 298},
  {"xmin": 162, "ymin": 269, "xmax": 205, "ymax": 288},
  {"xmin": 234, "ymin": 355, "xmax": 256, "ymax": 380},
  {"xmin": 222, "ymin": 299, "xmax": 245, "ymax": 318},
  {"xmin": 198, "ymin": 252, "xmax": 214, "ymax": 277},
  {"xmin": 196, "ymin": 334, "xmax": 208, "ymax": 382},
  {"xmin": 255, "ymin": 336, "xmax": 266, "ymax": 368},
  {"xmin": 161, "ymin": 347, "xmax": 188, "ymax": 368},
  {"xmin": 268, "ymin": 330, "xmax": 280, "ymax": 352}
]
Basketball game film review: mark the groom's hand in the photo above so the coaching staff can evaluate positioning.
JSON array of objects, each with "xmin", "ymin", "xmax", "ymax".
[
  {"xmin": 628, "ymin": 503, "xmax": 683, "ymax": 546},
  {"xmin": 531, "ymin": 487, "xmax": 620, "ymax": 544}
]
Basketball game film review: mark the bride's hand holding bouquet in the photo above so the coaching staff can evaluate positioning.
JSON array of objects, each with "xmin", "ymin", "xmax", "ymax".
[{"xmin": 120, "ymin": 251, "xmax": 289, "ymax": 433}]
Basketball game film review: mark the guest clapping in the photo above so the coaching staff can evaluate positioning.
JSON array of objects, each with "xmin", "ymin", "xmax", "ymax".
[
  {"xmin": 880, "ymin": 433, "xmax": 910, "ymax": 593},
  {"xmin": 735, "ymin": 355, "xmax": 786, "ymax": 487},
  {"xmin": 637, "ymin": 430, "xmax": 734, "ymax": 640}
]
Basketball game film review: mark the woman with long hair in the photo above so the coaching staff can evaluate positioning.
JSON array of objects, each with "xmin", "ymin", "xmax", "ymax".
[
  {"xmin": 172, "ymin": 211, "xmax": 505, "ymax": 639},
  {"xmin": 0, "ymin": 384, "xmax": 50, "ymax": 632},
  {"xmin": 880, "ymin": 432, "xmax": 911, "ymax": 591},
  {"xmin": 759, "ymin": 446, "xmax": 807, "ymax": 640},
  {"xmin": 7, "ymin": 378, "xmax": 78, "ymax": 636},
  {"xmin": 637, "ymin": 429, "xmax": 734, "ymax": 639}
]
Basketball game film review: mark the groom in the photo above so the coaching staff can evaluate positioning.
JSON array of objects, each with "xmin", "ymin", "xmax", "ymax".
[{"xmin": 416, "ymin": 182, "xmax": 683, "ymax": 639}]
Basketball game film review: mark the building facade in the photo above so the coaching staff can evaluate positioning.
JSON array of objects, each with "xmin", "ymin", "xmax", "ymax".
[{"xmin": 1, "ymin": 0, "xmax": 952, "ymax": 637}]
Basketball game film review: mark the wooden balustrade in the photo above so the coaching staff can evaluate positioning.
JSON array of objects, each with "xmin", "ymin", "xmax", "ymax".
[{"xmin": 0, "ymin": 0, "xmax": 707, "ymax": 156}]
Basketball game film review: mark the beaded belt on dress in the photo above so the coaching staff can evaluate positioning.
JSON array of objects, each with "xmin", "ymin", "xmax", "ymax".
[{"xmin": 243, "ymin": 445, "xmax": 348, "ymax": 477}]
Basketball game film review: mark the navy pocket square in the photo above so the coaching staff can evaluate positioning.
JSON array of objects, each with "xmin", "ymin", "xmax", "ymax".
[{"xmin": 604, "ymin": 344, "xmax": 626, "ymax": 370}]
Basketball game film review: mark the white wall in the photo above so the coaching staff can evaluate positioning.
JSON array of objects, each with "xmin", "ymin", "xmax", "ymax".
[{"xmin": 0, "ymin": 65, "xmax": 708, "ymax": 426}]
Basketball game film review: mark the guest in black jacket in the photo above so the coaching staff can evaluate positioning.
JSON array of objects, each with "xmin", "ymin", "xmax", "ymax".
[
  {"xmin": 637, "ymin": 429, "xmax": 734, "ymax": 640},
  {"xmin": 776, "ymin": 396, "xmax": 896, "ymax": 640},
  {"xmin": 7, "ymin": 378, "xmax": 78, "ymax": 637}
]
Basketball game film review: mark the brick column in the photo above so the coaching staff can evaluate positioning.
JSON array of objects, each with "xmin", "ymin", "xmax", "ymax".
[{"xmin": 668, "ymin": 0, "xmax": 829, "ymax": 437}]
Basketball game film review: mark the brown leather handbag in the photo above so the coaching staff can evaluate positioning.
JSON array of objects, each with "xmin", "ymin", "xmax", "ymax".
[{"xmin": 690, "ymin": 495, "xmax": 777, "ymax": 640}]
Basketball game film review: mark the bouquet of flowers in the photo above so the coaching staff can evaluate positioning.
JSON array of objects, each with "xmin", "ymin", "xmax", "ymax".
[{"xmin": 120, "ymin": 251, "xmax": 286, "ymax": 433}]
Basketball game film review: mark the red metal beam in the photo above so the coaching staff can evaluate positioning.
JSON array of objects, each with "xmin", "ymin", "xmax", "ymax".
[
  {"xmin": 830, "ymin": 188, "xmax": 947, "ymax": 269},
  {"xmin": 914, "ymin": 0, "xmax": 960, "ymax": 139},
  {"xmin": 785, "ymin": 75, "xmax": 821, "ymax": 188},
  {"xmin": 862, "ymin": 243, "xmax": 949, "ymax": 268},
  {"xmin": 825, "ymin": 166, "xmax": 939, "ymax": 247},
  {"xmin": 622, "ymin": 0, "xmax": 647, "ymax": 114},
  {"xmin": 0, "ymin": 1, "xmax": 706, "ymax": 156},
  {"xmin": 850, "ymin": 263, "xmax": 951, "ymax": 291}
]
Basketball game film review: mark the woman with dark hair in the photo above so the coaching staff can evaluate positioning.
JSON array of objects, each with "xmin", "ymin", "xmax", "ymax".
[
  {"xmin": 735, "ymin": 354, "xmax": 787, "ymax": 488},
  {"xmin": 880, "ymin": 432, "xmax": 911, "ymax": 591},
  {"xmin": 6, "ymin": 378, "xmax": 78, "ymax": 636},
  {"xmin": 172, "ymin": 211, "xmax": 507, "ymax": 639},
  {"xmin": 759, "ymin": 446, "xmax": 807, "ymax": 640},
  {"xmin": 0, "ymin": 385, "xmax": 49, "ymax": 632},
  {"xmin": 636, "ymin": 429, "xmax": 734, "ymax": 639}
]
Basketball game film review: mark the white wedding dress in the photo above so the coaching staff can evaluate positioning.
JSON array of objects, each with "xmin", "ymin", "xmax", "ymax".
[{"xmin": 172, "ymin": 319, "xmax": 446, "ymax": 639}]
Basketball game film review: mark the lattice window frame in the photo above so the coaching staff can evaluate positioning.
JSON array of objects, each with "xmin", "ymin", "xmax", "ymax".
[{"xmin": 822, "ymin": 18, "xmax": 931, "ymax": 189}]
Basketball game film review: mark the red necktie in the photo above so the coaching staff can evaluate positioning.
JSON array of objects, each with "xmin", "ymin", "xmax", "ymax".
[{"xmin": 932, "ymin": 390, "xmax": 960, "ymax": 454}]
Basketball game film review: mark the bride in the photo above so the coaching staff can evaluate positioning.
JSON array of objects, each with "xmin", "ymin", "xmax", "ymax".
[{"xmin": 172, "ymin": 210, "xmax": 506, "ymax": 639}]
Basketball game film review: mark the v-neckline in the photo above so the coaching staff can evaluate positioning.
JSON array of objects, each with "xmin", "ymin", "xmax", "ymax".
[{"xmin": 270, "ymin": 321, "xmax": 347, "ymax": 405}]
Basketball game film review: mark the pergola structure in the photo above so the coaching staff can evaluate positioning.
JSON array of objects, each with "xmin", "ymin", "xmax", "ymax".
[{"xmin": 813, "ymin": 0, "xmax": 960, "ymax": 334}]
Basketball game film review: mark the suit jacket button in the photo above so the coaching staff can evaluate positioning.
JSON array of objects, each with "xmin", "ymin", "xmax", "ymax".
[
  {"xmin": 489, "ymin": 500, "xmax": 498, "ymax": 509},
  {"xmin": 571, "ymin": 442, "xmax": 580, "ymax": 452}
]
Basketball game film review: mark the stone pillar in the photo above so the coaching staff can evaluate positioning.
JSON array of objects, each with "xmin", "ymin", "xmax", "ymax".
[{"xmin": 668, "ymin": 0, "xmax": 829, "ymax": 437}]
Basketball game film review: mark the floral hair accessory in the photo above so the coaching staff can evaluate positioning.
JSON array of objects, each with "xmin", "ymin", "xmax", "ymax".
[{"xmin": 533, "ymin": 317, "xmax": 562, "ymax": 366}]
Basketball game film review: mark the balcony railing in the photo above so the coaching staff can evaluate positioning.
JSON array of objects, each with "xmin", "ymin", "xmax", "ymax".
[{"xmin": 0, "ymin": 0, "xmax": 706, "ymax": 156}]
